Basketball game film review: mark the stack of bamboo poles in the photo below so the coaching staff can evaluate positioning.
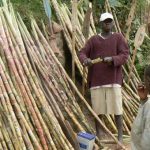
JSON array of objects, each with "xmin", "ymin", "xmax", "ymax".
[{"xmin": 50, "ymin": 0, "xmax": 141, "ymax": 135}]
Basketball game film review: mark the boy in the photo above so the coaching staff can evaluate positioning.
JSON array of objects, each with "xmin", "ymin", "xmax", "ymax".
[{"xmin": 131, "ymin": 65, "xmax": 150, "ymax": 150}]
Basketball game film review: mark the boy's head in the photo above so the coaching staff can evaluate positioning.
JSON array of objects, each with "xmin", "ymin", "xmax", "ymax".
[{"xmin": 144, "ymin": 65, "xmax": 150, "ymax": 92}]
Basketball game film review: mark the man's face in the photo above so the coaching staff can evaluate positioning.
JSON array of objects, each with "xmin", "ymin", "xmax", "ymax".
[{"xmin": 101, "ymin": 18, "xmax": 113, "ymax": 32}]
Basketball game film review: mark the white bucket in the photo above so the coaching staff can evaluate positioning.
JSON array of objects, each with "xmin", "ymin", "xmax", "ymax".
[{"xmin": 77, "ymin": 132, "xmax": 96, "ymax": 150}]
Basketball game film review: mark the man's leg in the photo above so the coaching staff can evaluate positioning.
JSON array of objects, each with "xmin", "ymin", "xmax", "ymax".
[
  {"xmin": 91, "ymin": 88, "xmax": 106, "ymax": 139},
  {"xmin": 109, "ymin": 87, "xmax": 123, "ymax": 143},
  {"xmin": 115, "ymin": 115, "xmax": 123, "ymax": 143}
]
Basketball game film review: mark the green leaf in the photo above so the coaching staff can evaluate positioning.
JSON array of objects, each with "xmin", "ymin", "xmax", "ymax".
[
  {"xmin": 98, "ymin": 0, "xmax": 105, "ymax": 5},
  {"xmin": 137, "ymin": 47, "xmax": 142, "ymax": 52},
  {"xmin": 97, "ymin": 0, "xmax": 105, "ymax": 5}
]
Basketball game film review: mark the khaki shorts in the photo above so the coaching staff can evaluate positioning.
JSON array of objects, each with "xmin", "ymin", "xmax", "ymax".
[{"xmin": 90, "ymin": 87, "xmax": 122, "ymax": 115}]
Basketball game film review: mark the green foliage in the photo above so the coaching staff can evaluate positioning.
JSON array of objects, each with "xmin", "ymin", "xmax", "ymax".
[
  {"xmin": 135, "ymin": 37, "xmax": 150, "ymax": 78},
  {"xmin": 10, "ymin": 0, "xmax": 47, "ymax": 27},
  {"xmin": 11, "ymin": 0, "xmax": 43, "ymax": 17},
  {"xmin": 97, "ymin": 0, "xmax": 105, "ymax": 5},
  {"xmin": 98, "ymin": 0, "xmax": 122, "ymax": 7},
  {"xmin": 109, "ymin": 0, "xmax": 123, "ymax": 7}
]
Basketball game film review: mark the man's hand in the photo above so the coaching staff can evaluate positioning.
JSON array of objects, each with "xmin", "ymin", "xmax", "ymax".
[
  {"xmin": 83, "ymin": 58, "xmax": 92, "ymax": 66},
  {"xmin": 103, "ymin": 57, "xmax": 113, "ymax": 64},
  {"xmin": 137, "ymin": 83, "xmax": 148, "ymax": 100}
]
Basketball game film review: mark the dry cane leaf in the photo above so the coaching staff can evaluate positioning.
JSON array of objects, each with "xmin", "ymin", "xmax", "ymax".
[{"xmin": 134, "ymin": 24, "xmax": 146, "ymax": 48}]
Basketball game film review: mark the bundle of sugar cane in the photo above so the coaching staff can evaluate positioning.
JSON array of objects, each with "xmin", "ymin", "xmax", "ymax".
[
  {"xmin": 50, "ymin": 0, "xmax": 141, "ymax": 135},
  {"xmin": 0, "ymin": 0, "xmax": 123, "ymax": 149}
]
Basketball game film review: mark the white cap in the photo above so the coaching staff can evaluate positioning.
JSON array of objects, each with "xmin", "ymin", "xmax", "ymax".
[{"xmin": 100, "ymin": 12, "xmax": 113, "ymax": 22}]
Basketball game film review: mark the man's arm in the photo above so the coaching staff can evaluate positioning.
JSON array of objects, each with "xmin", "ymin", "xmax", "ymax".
[
  {"xmin": 112, "ymin": 34, "xmax": 129, "ymax": 67},
  {"xmin": 78, "ymin": 37, "xmax": 93, "ymax": 65}
]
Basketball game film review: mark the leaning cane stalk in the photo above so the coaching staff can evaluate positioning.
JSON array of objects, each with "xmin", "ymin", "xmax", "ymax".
[
  {"xmin": 0, "ymin": 128, "xmax": 8, "ymax": 150},
  {"xmin": 71, "ymin": 0, "xmax": 78, "ymax": 83}
]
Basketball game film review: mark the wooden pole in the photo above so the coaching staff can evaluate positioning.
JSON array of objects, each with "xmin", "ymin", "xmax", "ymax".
[
  {"xmin": 82, "ymin": 2, "xmax": 92, "ymax": 96},
  {"xmin": 71, "ymin": 0, "xmax": 78, "ymax": 83}
]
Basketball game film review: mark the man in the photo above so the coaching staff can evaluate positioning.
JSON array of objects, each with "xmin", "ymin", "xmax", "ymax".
[
  {"xmin": 79, "ymin": 12, "xmax": 129, "ymax": 143},
  {"xmin": 131, "ymin": 65, "xmax": 150, "ymax": 150}
]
